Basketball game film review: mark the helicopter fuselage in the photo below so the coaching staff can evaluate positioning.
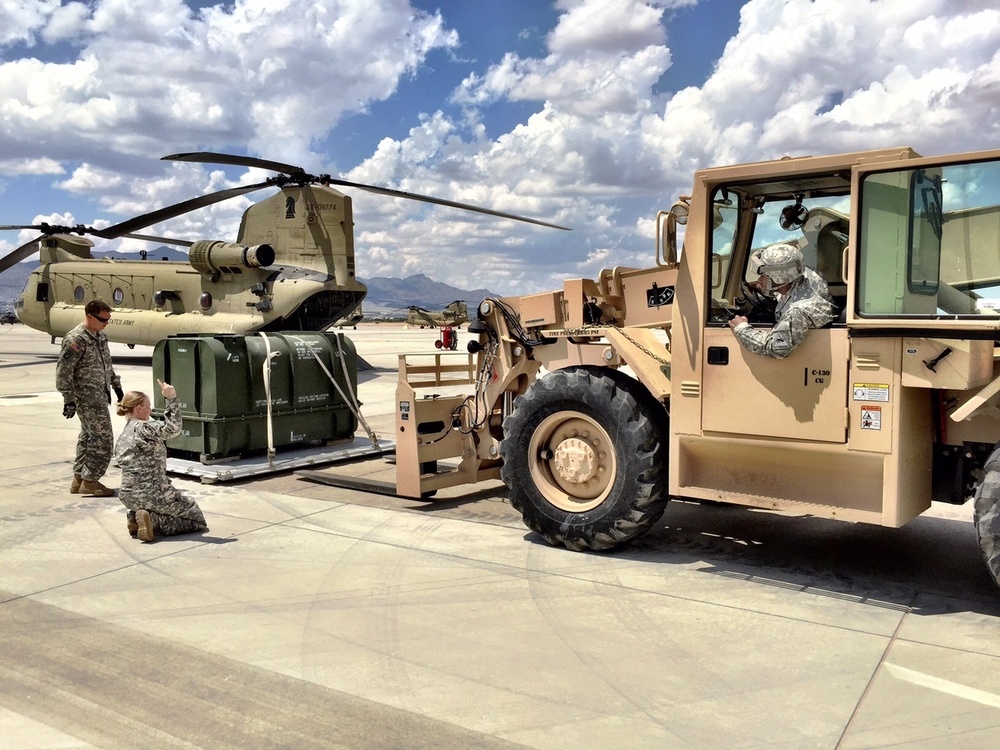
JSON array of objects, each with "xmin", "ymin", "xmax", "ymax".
[
  {"xmin": 405, "ymin": 300, "xmax": 469, "ymax": 328},
  {"xmin": 13, "ymin": 184, "xmax": 367, "ymax": 346}
]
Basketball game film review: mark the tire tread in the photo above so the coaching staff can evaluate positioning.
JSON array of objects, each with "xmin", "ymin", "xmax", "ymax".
[{"xmin": 501, "ymin": 367, "xmax": 669, "ymax": 552}]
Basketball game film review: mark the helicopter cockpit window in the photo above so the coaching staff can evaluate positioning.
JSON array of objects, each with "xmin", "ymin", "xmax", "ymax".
[{"xmin": 858, "ymin": 158, "xmax": 1000, "ymax": 317}]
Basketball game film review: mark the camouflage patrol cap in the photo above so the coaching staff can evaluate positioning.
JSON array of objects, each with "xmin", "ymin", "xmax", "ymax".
[{"xmin": 750, "ymin": 242, "xmax": 804, "ymax": 286}]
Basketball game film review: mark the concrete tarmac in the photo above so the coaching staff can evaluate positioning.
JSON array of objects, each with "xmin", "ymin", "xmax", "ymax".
[{"xmin": 2, "ymin": 322, "xmax": 1000, "ymax": 749}]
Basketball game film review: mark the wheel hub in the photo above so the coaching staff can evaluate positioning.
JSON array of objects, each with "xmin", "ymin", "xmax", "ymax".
[
  {"xmin": 528, "ymin": 413, "xmax": 614, "ymax": 509},
  {"xmin": 553, "ymin": 437, "xmax": 599, "ymax": 484}
]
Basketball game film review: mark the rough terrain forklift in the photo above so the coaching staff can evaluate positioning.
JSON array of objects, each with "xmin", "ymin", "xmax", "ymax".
[{"xmin": 390, "ymin": 146, "xmax": 1000, "ymax": 591}]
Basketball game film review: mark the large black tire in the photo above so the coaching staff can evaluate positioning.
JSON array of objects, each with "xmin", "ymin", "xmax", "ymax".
[
  {"xmin": 974, "ymin": 445, "xmax": 1000, "ymax": 592},
  {"xmin": 500, "ymin": 367, "xmax": 669, "ymax": 551}
]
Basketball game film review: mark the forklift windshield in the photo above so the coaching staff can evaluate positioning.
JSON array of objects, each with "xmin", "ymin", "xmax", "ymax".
[{"xmin": 858, "ymin": 158, "xmax": 1000, "ymax": 317}]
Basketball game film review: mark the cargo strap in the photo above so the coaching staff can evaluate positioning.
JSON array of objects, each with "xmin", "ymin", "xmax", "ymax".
[
  {"xmin": 259, "ymin": 333, "xmax": 281, "ymax": 463},
  {"xmin": 292, "ymin": 335, "xmax": 379, "ymax": 450}
]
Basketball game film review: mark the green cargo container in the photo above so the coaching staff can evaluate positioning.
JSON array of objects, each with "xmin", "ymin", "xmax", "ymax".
[{"xmin": 152, "ymin": 332, "xmax": 359, "ymax": 461}]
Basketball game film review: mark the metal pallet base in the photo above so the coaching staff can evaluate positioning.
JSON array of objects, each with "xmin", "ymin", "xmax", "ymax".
[{"xmin": 166, "ymin": 437, "xmax": 394, "ymax": 483}]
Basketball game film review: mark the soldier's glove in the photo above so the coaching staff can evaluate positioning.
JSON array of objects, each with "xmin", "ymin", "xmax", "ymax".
[
  {"xmin": 113, "ymin": 385, "xmax": 124, "ymax": 403},
  {"xmin": 62, "ymin": 402, "xmax": 77, "ymax": 419}
]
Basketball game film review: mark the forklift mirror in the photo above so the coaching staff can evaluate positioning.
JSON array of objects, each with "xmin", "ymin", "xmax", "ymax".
[{"xmin": 657, "ymin": 209, "xmax": 679, "ymax": 267}]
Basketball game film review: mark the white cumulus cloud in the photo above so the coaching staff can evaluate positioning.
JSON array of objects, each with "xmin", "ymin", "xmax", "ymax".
[
  {"xmin": 0, "ymin": 0, "xmax": 458, "ymax": 170},
  {"xmin": 4, "ymin": 0, "xmax": 1000, "ymax": 296}
]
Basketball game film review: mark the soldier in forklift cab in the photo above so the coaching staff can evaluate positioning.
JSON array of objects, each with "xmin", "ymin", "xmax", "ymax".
[{"xmin": 727, "ymin": 242, "xmax": 836, "ymax": 359}]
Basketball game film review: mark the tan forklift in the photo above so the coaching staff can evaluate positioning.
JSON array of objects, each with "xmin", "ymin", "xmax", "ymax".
[{"xmin": 326, "ymin": 146, "xmax": 1000, "ymax": 592}]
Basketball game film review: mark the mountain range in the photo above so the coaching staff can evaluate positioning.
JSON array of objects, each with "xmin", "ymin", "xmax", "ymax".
[{"xmin": 360, "ymin": 274, "xmax": 496, "ymax": 315}]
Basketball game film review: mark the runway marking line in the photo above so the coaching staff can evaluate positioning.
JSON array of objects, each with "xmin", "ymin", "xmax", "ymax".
[{"xmin": 885, "ymin": 663, "xmax": 1000, "ymax": 709}]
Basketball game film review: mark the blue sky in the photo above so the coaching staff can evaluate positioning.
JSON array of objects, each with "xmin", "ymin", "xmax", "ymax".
[
  {"xmin": 2, "ymin": 0, "xmax": 1000, "ymax": 295},
  {"xmin": 331, "ymin": 0, "xmax": 743, "ymax": 160}
]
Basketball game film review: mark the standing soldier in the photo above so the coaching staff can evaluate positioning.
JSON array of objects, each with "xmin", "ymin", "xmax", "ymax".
[{"xmin": 56, "ymin": 300, "xmax": 123, "ymax": 496}]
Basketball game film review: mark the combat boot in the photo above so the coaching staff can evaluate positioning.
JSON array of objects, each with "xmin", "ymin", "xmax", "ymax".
[
  {"xmin": 70, "ymin": 474, "xmax": 82, "ymax": 494},
  {"xmin": 80, "ymin": 479, "xmax": 116, "ymax": 497},
  {"xmin": 135, "ymin": 509, "xmax": 155, "ymax": 543},
  {"xmin": 127, "ymin": 511, "xmax": 138, "ymax": 538}
]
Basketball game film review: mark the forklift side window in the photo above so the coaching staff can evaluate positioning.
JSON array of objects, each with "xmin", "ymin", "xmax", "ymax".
[
  {"xmin": 858, "ymin": 159, "xmax": 1000, "ymax": 316},
  {"xmin": 709, "ymin": 197, "xmax": 738, "ymax": 292}
]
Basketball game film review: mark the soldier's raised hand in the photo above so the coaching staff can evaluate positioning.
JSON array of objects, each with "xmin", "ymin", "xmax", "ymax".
[{"xmin": 157, "ymin": 379, "xmax": 177, "ymax": 399}]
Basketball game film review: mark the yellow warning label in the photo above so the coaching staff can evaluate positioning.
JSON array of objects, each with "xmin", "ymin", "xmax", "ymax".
[{"xmin": 853, "ymin": 383, "xmax": 889, "ymax": 402}]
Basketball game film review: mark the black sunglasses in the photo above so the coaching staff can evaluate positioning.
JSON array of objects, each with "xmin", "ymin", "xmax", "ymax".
[{"xmin": 92, "ymin": 315, "xmax": 111, "ymax": 323}]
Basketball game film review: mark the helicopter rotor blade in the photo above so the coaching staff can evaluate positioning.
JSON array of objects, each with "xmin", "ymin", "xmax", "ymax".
[
  {"xmin": 328, "ymin": 177, "xmax": 570, "ymax": 230},
  {"xmin": 164, "ymin": 152, "xmax": 306, "ymax": 178},
  {"xmin": 163, "ymin": 152, "xmax": 571, "ymax": 231},
  {"xmin": 1, "ymin": 223, "xmax": 103, "ymax": 274},
  {"xmin": 2, "ymin": 177, "xmax": 264, "ymax": 255},
  {"xmin": 0, "ymin": 236, "xmax": 43, "ymax": 274},
  {"xmin": 120, "ymin": 233, "xmax": 194, "ymax": 248},
  {"xmin": 92, "ymin": 181, "xmax": 275, "ymax": 239},
  {"xmin": 0, "ymin": 228, "xmax": 194, "ymax": 274}
]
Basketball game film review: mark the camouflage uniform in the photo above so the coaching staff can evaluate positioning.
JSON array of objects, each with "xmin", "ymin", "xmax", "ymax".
[
  {"xmin": 114, "ymin": 397, "xmax": 207, "ymax": 536},
  {"xmin": 732, "ymin": 266, "xmax": 836, "ymax": 359},
  {"xmin": 56, "ymin": 323, "xmax": 121, "ymax": 481}
]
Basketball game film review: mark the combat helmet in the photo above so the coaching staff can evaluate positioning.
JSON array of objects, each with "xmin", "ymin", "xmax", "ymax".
[{"xmin": 749, "ymin": 242, "xmax": 804, "ymax": 291}]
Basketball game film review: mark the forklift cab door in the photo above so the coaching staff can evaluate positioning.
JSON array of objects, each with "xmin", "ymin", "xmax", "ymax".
[
  {"xmin": 699, "ymin": 187, "xmax": 850, "ymax": 444},
  {"xmin": 701, "ymin": 326, "xmax": 849, "ymax": 443}
]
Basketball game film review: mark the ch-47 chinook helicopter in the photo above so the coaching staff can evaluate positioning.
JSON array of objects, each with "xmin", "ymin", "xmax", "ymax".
[
  {"xmin": 0, "ymin": 152, "xmax": 567, "ymax": 347},
  {"xmin": 406, "ymin": 300, "xmax": 469, "ymax": 328}
]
